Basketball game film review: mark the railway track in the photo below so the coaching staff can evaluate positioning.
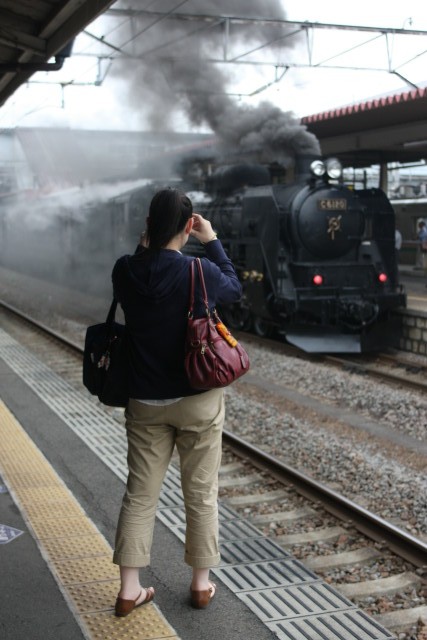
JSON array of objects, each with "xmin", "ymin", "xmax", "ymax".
[
  {"xmin": 216, "ymin": 449, "xmax": 427, "ymax": 639},
  {"xmin": 1, "ymin": 299, "xmax": 426, "ymax": 638},
  {"xmin": 238, "ymin": 330, "xmax": 427, "ymax": 395},
  {"xmin": 324, "ymin": 354, "xmax": 427, "ymax": 394}
]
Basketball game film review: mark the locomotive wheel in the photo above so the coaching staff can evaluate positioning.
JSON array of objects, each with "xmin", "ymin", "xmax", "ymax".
[
  {"xmin": 253, "ymin": 316, "xmax": 273, "ymax": 338},
  {"xmin": 220, "ymin": 305, "xmax": 252, "ymax": 331}
]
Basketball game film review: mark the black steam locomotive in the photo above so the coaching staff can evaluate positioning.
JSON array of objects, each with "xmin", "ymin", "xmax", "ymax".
[
  {"xmin": 186, "ymin": 157, "xmax": 406, "ymax": 352},
  {"xmin": 0, "ymin": 155, "xmax": 406, "ymax": 353}
]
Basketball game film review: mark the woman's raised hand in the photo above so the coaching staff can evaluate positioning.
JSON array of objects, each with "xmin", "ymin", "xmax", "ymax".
[{"xmin": 190, "ymin": 213, "xmax": 217, "ymax": 244}]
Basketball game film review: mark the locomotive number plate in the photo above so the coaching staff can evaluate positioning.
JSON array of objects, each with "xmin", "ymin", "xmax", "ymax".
[{"xmin": 318, "ymin": 198, "xmax": 347, "ymax": 210}]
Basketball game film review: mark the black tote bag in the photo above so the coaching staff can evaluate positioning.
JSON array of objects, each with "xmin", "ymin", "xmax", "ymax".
[{"xmin": 83, "ymin": 298, "xmax": 129, "ymax": 407}]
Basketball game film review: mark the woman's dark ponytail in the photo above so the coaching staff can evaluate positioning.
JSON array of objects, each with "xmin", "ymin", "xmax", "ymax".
[{"xmin": 146, "ymin": 188, "xmax": 193, "ymax": 251}]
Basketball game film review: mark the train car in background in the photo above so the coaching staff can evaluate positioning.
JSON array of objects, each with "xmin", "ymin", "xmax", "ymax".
[{"xmin": 0, "ymin": 180, "xmax": 153, "ymax": 294}]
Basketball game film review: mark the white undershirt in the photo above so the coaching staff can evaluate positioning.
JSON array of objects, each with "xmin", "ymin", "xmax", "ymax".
[{"xmin": 134, "ymin": 398, "xmax": 183, "ymax": 406}]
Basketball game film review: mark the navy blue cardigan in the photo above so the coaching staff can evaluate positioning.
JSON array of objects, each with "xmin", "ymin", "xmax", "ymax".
[{"xmin": 112, "ymin": 240, "xmax": 242, "ymax": 399}]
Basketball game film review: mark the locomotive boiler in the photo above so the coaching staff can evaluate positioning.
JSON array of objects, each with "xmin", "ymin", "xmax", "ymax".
[{"xmin": 187, "ymin": 157, "xmax": 406, "ymax": 352}]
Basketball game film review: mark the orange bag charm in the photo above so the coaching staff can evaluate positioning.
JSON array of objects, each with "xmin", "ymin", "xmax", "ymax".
[{"xmin": 215, "ymin": 322, "xmax": 238, "ymax": 347}]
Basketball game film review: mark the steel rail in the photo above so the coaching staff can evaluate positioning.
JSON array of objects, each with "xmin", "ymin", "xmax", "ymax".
[
  {"xmin": 324, "ymin": 354, "xmax": 427, "ymax": 393},
  {"xmin": 0, "ymin": 299, "xmax": 83, "ymax": 353},
  {"xmin": 223, "ymin": 430, "xmax": 427, "ymax": 568},
  {"xmin": 237, "ymin": 330, "xmax": 427, "ymax": 394},
  {"xmin": 1, "ymin": 298, "xmax": 426, "ymax": 568}
]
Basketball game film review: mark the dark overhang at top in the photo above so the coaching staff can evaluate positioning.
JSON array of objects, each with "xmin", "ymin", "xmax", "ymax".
[
  {"xmin": 0, "ymin": 0, "xmax": 115, "ymax": 108},
  {"xmin": 302, "ymin": 88, "xmax": 427, "ymax": 168}
]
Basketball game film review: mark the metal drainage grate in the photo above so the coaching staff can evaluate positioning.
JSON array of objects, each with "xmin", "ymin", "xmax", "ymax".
[
  {"xmin": 156, "ymin": 503, "xmax": 249, "ymax": 531},
  {"xmin": 174, "ymin": 517, "xmax": 265, "ymax": 545},
  {"xmin": 214, "ymin": 518, "xmax": 264, "ymax": 540},
  {"xmin": 267, "ymin": 609, "xmax": 395, "ymax": 640},
  {"xmin": 158, "ymin": 501, "xmax": 244, "ymax": 523},
  {"xmin": 237, "ymin": 582, "xmax": 354, "ymax": 622},
  {"xmin": 219, "ymin": 536, "xmax": 291, "ymax": 565},
  {"xmin": 158, "ymin": 490, "xmax": 184, "ymax": 509},
  {"xmin": 161, "ymin": 473, "xmax": 182, "ymax": 492},
  {"xmin": 158, "ymin": 510, "xmax": 272, "ymax": 547},
  {"xmin": 214, "ymin": 558, "xmax": 318, "ymax": 592},
  {"xmin": 219, "ymin": 503, "xmax": 242, "ymax": 520}
]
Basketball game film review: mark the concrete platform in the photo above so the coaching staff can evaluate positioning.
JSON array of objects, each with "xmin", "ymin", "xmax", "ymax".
[{"xmin": 0, "ymin": 324, "xmax": 398, "ymax": 640}]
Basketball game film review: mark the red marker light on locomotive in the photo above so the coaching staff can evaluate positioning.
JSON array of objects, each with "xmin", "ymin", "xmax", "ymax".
[
  {"xmin": 313, "ymin": 274, "xmax": 323, "ymax": 286},
  {"xmin": 378, "ymin": 273, "xmax": 388, "ymax": 283}
]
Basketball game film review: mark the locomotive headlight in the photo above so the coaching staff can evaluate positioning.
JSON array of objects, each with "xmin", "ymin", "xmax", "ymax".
[
  {"xmin": 310, "ymin": 160, "xmax": 326, "ymax": 177},
  {"xmin": 325, "ymin": 157, "xmax": 343, "ymax": 180}
]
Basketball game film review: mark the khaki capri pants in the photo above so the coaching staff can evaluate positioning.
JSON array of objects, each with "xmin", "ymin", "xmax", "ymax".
[{"xmin": 113, "ymin": 389, "xmax": 225, "ymax": 569}]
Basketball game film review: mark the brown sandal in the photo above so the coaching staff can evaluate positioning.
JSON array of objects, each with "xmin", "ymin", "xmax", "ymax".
[
  {"xmin": 115, "ymin": 586, "xmax": 155, "ymax": 617},
  {"xmin": 190, "ymin": 581, "xmax": 216, "ymax": 609}
]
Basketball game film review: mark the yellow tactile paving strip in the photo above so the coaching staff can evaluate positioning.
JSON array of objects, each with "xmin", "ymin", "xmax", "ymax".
[{"xmin": 0, "ymin": 400, "xmax": 180, "ymax": 640}]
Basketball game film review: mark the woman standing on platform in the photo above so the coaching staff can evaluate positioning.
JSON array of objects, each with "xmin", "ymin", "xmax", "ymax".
[{"xmin": 111, "ymin": 188, "xmax": 242, "ymax": 616}]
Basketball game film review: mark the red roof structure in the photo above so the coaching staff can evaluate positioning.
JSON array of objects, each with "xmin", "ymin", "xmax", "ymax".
[{"xmin": 302, "ymin": 88, "xmax": 427, "ymax": 167}]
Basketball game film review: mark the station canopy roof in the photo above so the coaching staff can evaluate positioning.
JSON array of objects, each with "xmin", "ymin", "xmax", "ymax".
[
  {"xmin": 302, "ymin": 87, "xmax": 427, "ymax": 168},
  {"xmin": 0, "ymin": 3, "xmax": 426, "ymax": 171},
  {"xmin": 0, "ymin": 0, "xmax": 115, "ymax": 107}
]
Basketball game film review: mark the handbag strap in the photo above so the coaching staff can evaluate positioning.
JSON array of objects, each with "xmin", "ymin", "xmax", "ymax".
[
  {"xmin": 106, "ymin": 298, "xmax": 118, "ymax": 323},
  {"xmin": 188, "ymin": 258, "xmax": 210, "ymax": 317},
  {"xmin": 105, "ymin": 298, "xmax": 118, "ymax": 336}
]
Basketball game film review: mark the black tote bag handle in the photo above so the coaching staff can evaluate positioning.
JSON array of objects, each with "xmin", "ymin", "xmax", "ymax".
[{"xmin": 105, "ymin": 298, "xmax": 119, "ymax": 339}]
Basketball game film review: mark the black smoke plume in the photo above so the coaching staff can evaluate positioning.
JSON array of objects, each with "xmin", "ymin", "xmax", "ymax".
[{"xmin": 111, "ymin": 0, "xmax": 320, "ymax": 164}]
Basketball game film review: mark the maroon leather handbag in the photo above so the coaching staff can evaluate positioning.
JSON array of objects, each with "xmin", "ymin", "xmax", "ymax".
[{"xmin": 185, "ymin": 258, "xmax": 250, "ymax": 390}]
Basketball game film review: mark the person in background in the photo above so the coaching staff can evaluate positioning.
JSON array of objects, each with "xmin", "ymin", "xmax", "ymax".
[
  {"xmin": 111, "ymin": 188, "xmax": 242, "ymax": 617},
  {"xmin": 417, "ymin": 220, "xmax": 427, "ymax": 281},
  {"xmin": 394, "ymin": 229, "xmax": 402, "ymax": 253}
]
